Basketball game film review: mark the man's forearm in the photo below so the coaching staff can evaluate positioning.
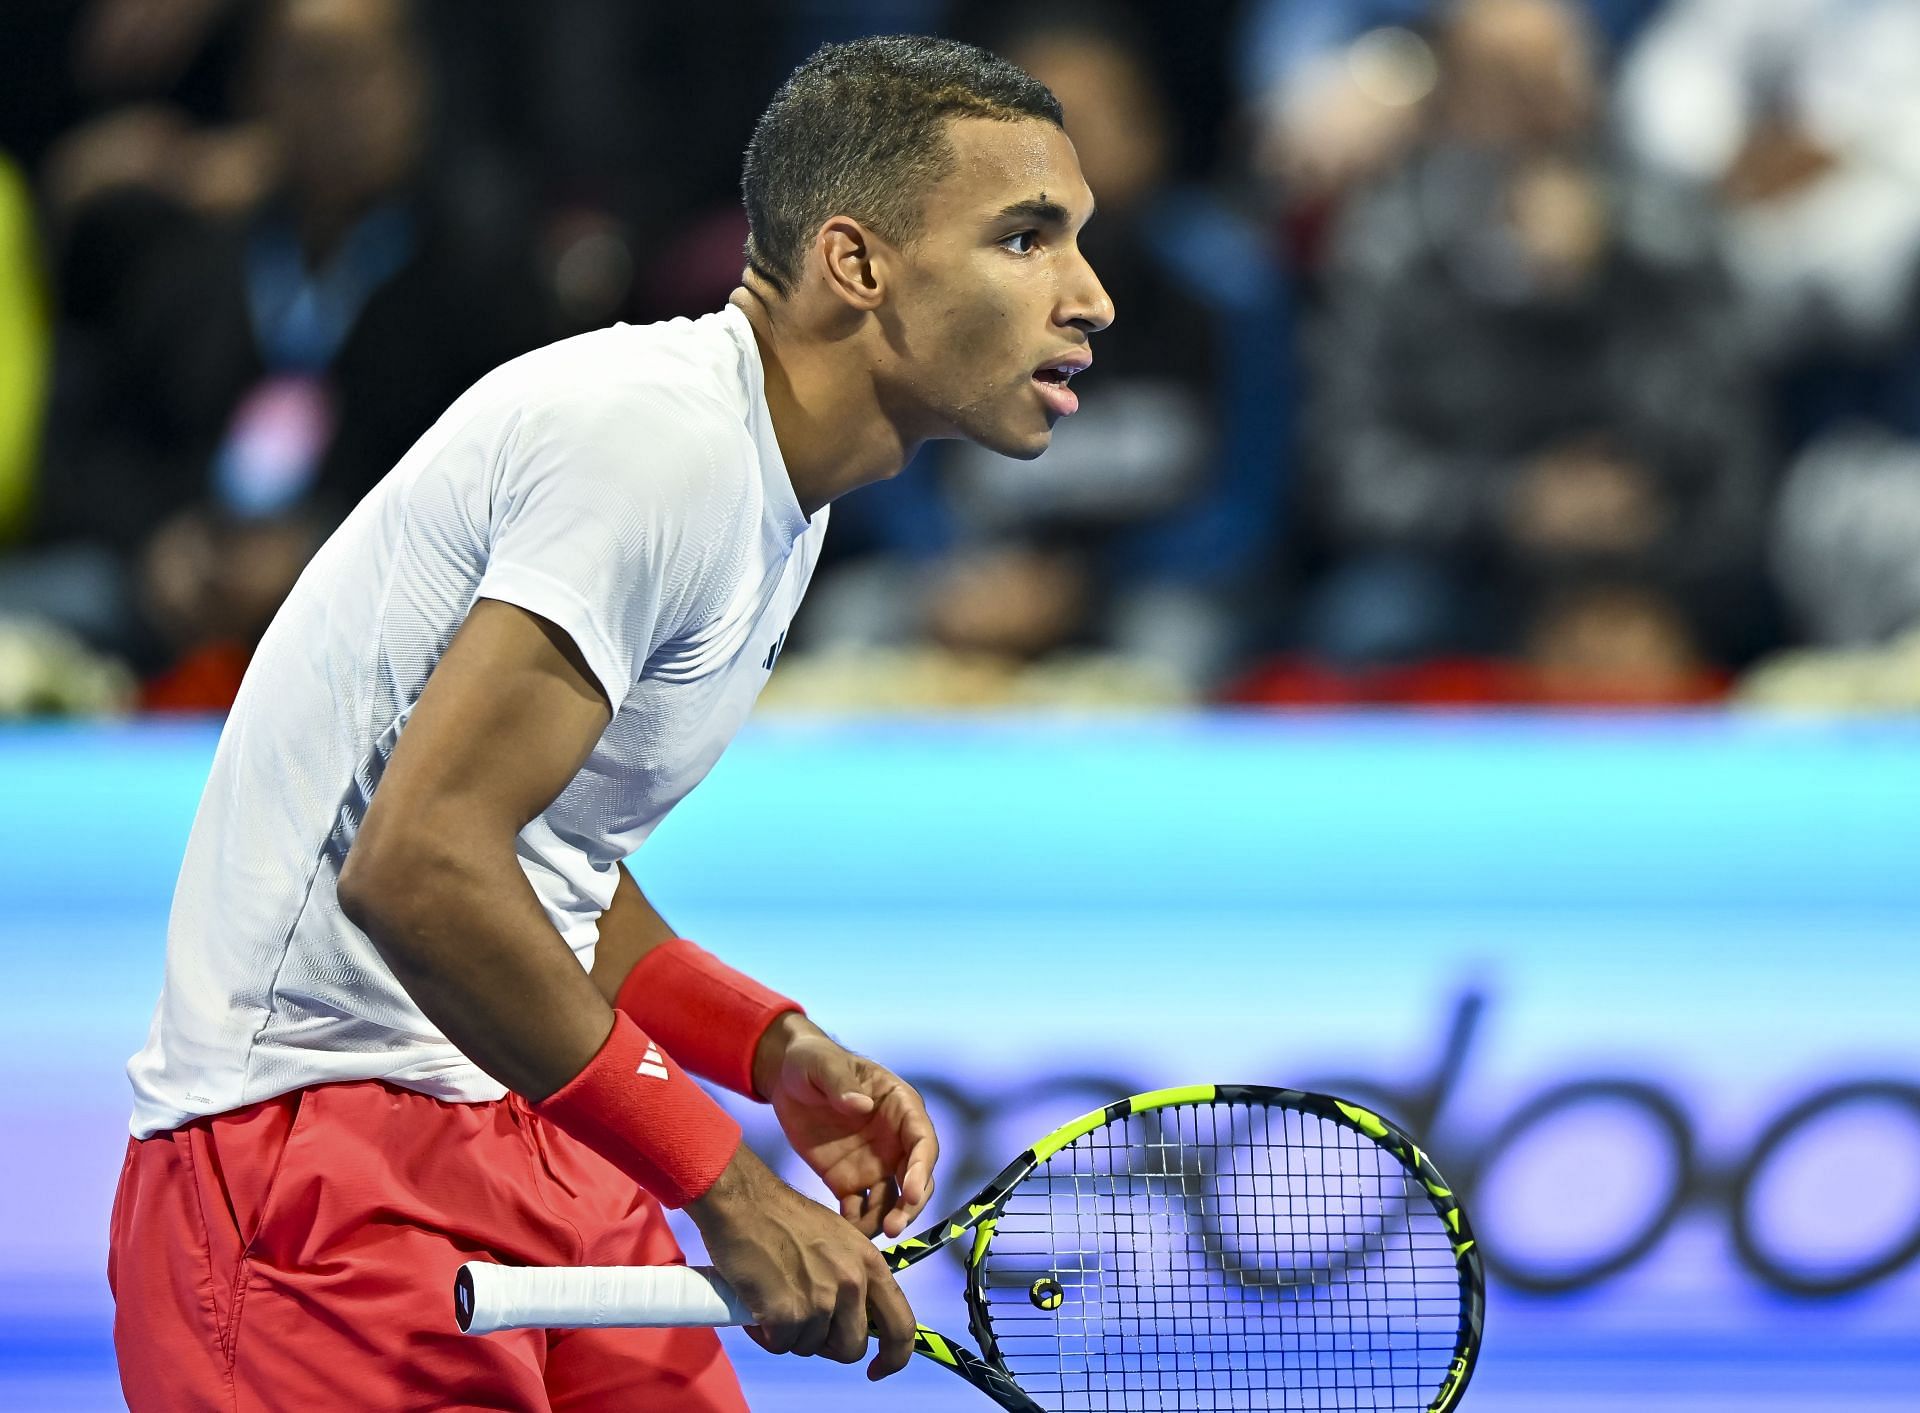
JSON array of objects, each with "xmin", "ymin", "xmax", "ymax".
[
  {"xmin": 595, "ymin": 865, "xmax": 811, "ymax": 1099},
  {"xmin": 339, "ymin": 835, "xmax": 615, "ymax": 1102},
  {"xmin": 587, "ymin": 864, "xmax": 681, "ymax": 1006}
]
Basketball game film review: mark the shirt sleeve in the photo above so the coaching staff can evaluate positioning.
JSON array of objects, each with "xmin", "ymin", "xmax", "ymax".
[{"xmin": 472, "ymin": 392, "xmax": 727, "ymax": 711}]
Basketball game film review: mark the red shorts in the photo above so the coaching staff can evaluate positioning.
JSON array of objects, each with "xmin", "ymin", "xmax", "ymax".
[{"xmin": 108, "ymin": 1080, "xmax": 748, "ymax": 1412}]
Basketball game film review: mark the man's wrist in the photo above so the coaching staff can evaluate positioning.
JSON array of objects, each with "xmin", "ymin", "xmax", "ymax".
[
  {"xmin": 684, "ymin": 1139, "xmax": 763, "ymax": 1231},
  {"xmin": 534, "ymin": 1011, "xmax": 743, "ymax": 1208},
  {"xmin": 615, "ymin": 939, "xmax": 805, "ymax": 1099},
  {"xmin": 751, "ymin": 1010, "xmax": 820, "ymax": 1101}
]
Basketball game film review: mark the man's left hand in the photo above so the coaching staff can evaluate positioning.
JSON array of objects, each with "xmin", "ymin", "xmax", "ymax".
[{"xmin": 755, "ymin": 1015, "xmax": 939, "ymax": 1239}]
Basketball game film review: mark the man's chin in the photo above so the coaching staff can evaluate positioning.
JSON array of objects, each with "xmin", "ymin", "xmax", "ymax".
[
  {"xmin": 974, "ymin": 422, "xmax": 1053, "ymax": 461},
  {"xmin": 944, "ymin": 399, "xmax": 1055, "ymax": 459}
]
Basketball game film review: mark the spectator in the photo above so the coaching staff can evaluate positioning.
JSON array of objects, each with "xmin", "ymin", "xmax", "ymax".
[
  {"xmin": 423, "ymin": 4, "xmax": 966, "ymax": 334},
  {"xmin": 1299, "ymin": 0, "xmax": 1770, "ymax": 677},
  {"xmin": 1617, "ymin": 0, "xmax": 1920, "ymax": 365},
  {"xmin": 0, "ymin": 150, "xmax": 127, "ymax": 661},
  {"xmin": 1738, "ymin": 418, "xmax": 1920, "ymax": 713},
  {"xmin": 421, "ymin": 1, "xmax": 790, "ymax": 329},
  {"xmin": 25, "ymin": 0, "xmax": 546, "ymax": 700},
  {"xmin": 803, "ymin": 4, "xmax": 1294, "ymax": 691},
  {"xmin": 0, "ymin": 153, "xmax": 48, "ymax": 546},
  {"xmin": 0, "ymin": 0, "xmax": 251, "ymax": 179},
  {"xmin": 1771, "ymin": 426, "xmax": 1920, "ymax": 648},
  {"xmin": 1240, "ymin": 0, "xmax": 1663, "ymax": 92},
  {"xmin": 1235, "ymin": 0, "xmax": 1667, "ymax": 247}
]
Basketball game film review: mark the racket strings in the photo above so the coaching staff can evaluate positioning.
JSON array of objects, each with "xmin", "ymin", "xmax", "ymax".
[{"xmin": 976, "ymin": 1101, "xmax": 1463, "ymax": 1411}]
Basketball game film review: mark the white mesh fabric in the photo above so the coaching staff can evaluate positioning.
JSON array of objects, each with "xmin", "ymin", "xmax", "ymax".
[{"xmin": 128, "ymin": 307, "xmax": 826, "ymax": 1136}]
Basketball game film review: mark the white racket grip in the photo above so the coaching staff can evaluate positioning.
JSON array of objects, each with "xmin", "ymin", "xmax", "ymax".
[{"xmin": 455, "ymin": 1262, "xmax": 752, "ymax": 1334}]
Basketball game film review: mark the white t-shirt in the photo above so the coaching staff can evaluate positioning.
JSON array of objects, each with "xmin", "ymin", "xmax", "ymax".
[{"xmin": 127, "ymin": 306, "xmax": 827, "ymax": 1138}]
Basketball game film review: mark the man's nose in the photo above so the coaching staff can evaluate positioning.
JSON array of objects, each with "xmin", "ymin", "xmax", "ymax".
[{"xmin": 1063, "ymin": 254, "xmax": 1115, "ymax": 334}]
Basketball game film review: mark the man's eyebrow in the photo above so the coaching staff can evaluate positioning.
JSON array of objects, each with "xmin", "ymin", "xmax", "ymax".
[{"xmin": 992, "ymin": 197, "xmax": 1094, "ymax": 227}]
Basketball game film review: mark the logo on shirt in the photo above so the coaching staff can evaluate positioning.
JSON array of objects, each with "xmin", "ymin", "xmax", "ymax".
[
  {"xmin": 762, "ymin": 629, "xmax": 788, "ymax": 672},
  {"xmin": 637, "ymin": 1043, "xmax": 670, "ymax": 1081}
]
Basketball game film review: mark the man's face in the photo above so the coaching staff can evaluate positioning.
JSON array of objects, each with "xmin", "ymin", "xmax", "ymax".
[{"xmin": 882, "ymin": 117, "xmax": 1113, "ymax": 460}]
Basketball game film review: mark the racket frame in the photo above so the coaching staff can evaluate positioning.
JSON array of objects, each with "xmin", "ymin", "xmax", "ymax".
[{"xmin": 879, "ymin": 1082, "xmax": 1485, "ymax": 1413}]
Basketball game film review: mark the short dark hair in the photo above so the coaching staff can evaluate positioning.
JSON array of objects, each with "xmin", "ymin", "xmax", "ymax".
[{"xmin": 741, "ymin": 35, "xmax": 1064, "ymax": 295}]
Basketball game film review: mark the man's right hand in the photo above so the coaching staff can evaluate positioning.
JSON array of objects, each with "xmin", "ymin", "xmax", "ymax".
[{"xmin": 686, "ymin": 1145, "xmax": 918, "ymax": 1382}]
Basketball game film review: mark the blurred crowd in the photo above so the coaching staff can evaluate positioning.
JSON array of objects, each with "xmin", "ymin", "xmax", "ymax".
[{"xmin": 2, "ymin": 0, "xmax": 1919, "ymax": 714}]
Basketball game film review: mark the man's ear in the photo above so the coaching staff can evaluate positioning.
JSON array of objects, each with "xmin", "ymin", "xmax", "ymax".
[{"xmin": 815, "ymin": 216, "xmax": 889, "ymax": 312}]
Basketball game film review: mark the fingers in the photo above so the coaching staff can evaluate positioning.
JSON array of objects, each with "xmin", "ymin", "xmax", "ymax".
[
  {"xmin": 882, "ymin": 1088, "xmax": 940, "ymax": 1238},
  {"xmin": 749, "ymin": 1306, "xmax": 828, "ymax": 1357},
  {"xmin": 864, "ymin": 1251, "xmax": 917, "ymax": 1381},
  {"xmin": 839, "ymin": 1180, "xmax": 893, "ymax": 1239},
  {"xmin": 797, "ymin": 1308, "xmax": 836, "ymax": 1358},
  {"xmin": 702, "ymin": 1157, "xmax": 898, "ymax": 1370},
  {"xmin": 755, "ymin": 1262, "xmax": 882, "ymax": 1366},
  {"xmin": 821, "ymin": 1269, "xmax": 871, "ymax": 1364},
  {"xmin": 744, "ymin": 1320, "xmax": 783, "ymax": 1359}
]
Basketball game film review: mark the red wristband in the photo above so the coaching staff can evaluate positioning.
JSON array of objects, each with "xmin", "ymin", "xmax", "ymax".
[
  {"xmin": 615, "ymin": 939, "xmax": 803, "ymax": 1100},
  {"xmin": 533, "ymin": 1012, "xmax": 741, "ymax": 1208}
]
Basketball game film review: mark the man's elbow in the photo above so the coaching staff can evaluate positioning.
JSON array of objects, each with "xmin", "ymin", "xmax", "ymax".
[
  {"xmin": 337, "ymin": 822, "xmax": 456, "ymax": 952},
  {"xmin": 337, "ymin": 799, "xmax": 515, "ymax": 963},
  {"xmin": 336, "ymin": 835, "xmax": 412, "ymax": 939}
]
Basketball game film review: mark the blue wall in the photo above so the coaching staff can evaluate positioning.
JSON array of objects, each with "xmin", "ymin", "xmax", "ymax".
[{"xmin": 4, "ymin": 716, "xmax": 1917, "ymax": 1410}]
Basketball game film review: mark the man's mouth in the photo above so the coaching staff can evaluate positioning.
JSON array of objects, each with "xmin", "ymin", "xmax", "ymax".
[{"xmin": 1032, "ymin": 355, "xmax": 1090, "ymax": 418}]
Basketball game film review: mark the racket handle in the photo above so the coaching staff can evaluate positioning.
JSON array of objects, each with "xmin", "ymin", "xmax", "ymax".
[{"xmin": 455, "ymin": 1262, "xmax": 751, "ymax": 1334}]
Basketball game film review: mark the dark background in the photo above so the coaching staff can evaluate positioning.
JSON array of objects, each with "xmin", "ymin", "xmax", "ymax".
[{"xmin": 3, "ymin": 0, "xmax": 1918, "ymax": 716}]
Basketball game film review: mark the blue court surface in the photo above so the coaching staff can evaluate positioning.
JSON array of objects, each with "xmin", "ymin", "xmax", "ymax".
[{"xmin": 4, "ymin": 714, "xmax": 1917, "ymax": 1410}]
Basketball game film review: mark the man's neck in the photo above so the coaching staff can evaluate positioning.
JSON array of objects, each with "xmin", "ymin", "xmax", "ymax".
[{"xmin": 727, "ymin": 286, "xmax": 919, "ymax": 518}]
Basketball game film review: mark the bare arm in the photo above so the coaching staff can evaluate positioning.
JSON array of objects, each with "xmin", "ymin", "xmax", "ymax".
[
  {"xmin": 587, "ymin": 866, "xmax": 679, "ymax": 1006},
  {"xmin": 590, "ymin": 866, "xmax": 819, "ymax": 1096},
  {"xmin": 336, "ymin": 596, "xmax": 916, "ymax": 1373},
  {"xmin": 337, "ymin": 597, "xmax": 618, "ymax": 1100}
]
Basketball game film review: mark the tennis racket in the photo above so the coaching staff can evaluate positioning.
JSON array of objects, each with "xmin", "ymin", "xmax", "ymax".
[{"xmin": 455, "ymin": 1083, "xmax": 1485, "ymax": 1412}]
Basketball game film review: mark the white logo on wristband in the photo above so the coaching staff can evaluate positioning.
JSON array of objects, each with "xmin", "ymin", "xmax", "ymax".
[{"xmin": 637, "ymin": 1044, "xmax": 670, "ymax": 1081}]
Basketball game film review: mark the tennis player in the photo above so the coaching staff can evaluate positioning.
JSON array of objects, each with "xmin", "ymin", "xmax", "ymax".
[{"xmin": 107, "ymin": 33, "xmax": 1111, "ymax": 1413}]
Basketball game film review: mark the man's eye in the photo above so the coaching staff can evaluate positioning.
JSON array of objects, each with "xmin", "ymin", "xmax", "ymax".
[{"xmin": 1000, "ymin": 230, "xmax": 1038, "ymax": 255}]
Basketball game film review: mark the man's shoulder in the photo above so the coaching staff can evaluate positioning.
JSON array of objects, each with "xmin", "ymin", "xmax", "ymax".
[
  {"xmin": 469, "ymin": 315, "xmax": 765, "ymax": 549},
  {"xmin": 497, "ymin": 314, "xmax": 757, "ymax": 461}
]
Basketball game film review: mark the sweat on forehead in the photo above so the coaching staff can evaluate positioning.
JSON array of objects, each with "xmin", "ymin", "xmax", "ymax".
[{"xmin": 922, "ymin": 122, "xmax": 1092, "ymax": 230}]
